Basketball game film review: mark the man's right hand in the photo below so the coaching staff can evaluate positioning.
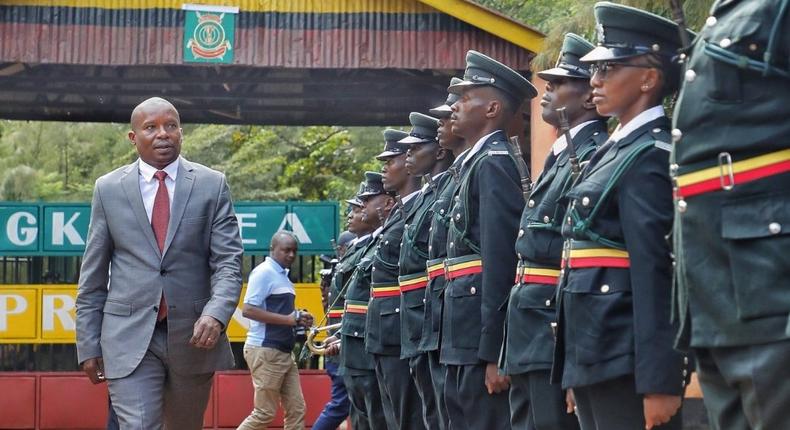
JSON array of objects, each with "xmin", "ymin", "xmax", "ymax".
[
  {"xmin": 324, "ymin": 340, "xmax": 341, "ymax": 356},
  {"xmin": 82, "ymin": 357, "xmax": 106, "ymax": 384},
  {"xmin": 484, "ymin": 362, "xmax": 510, "ymax": 394}
]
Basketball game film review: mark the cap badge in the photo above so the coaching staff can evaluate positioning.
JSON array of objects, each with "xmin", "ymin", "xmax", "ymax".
[{"xmin": 596, "ymin": 23, "xmax": 606, "ymax": 44}]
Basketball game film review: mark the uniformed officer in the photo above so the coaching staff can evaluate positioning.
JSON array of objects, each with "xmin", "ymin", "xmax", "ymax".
[
  {"xmin": 441, "ymin": 50, "xmax": 537, "ymax": 430},
  {"xmin": 364, "ymin": 130, "xmax": 425, "ymax": 429},
  {"xmin": 671, "ymin": 1, "xmax": 790, "ymax": 428},
  {"xmin": 418, "ymin": 77, "xmax": 467, "ymax": 430},
  {"xmin": 397, "ymin": 112, "xmax": 453, "ymax": 429},
  {"xmin": 552, "ymin": 3, "xmax": 693, "ymax": 429},
  {"xmin": 502, "ymin": 33, "xmax": 608, "ymax": 430},
  {"xmin": 324, "ymin": 184, "xmax": 367, "ymax": 341},
  {"xmin": 314, "ymin": 190, "xmax": 366, "ymax": 430},
  {"xmin": 334, "ymin": 172, "xmax": 393, "ymax": 430}
]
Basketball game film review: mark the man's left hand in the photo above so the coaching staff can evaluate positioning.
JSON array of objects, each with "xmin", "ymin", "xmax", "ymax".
[
  {"xmin": 191, "ymin": 316, "xmax": 222, "ymax": 349},
  {"xmin": 484, "ymin": 362, "xmax": 510, "ymax": 394},
  {"xmin": 643, "ymin": 394, "xmax": 682, "ymax": 429}
]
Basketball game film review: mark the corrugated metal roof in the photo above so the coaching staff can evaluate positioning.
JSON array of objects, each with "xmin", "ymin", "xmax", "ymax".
[
  {"xmin": 0, "ymin": 1, "xmax": 541, "ymax": 125},
  {"xmin": 0, "ymin": 1, "xmax": 536, "ymax": 69}
]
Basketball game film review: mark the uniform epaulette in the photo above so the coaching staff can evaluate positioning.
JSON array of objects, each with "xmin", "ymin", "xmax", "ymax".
[
  {"xmin": 488, "ymin": 150, "xmax": 510, "ymax": 156},
  {"xmin": 654, "ymin": 141, "xmax": 672, "ymax": 152}
]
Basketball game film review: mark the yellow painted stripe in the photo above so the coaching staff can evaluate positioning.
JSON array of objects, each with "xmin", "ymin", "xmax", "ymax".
[
  {"xmin": 569, "ymin": 248, "xmax": 629, "ymax": 259},
  {"xmin": 523, "ymin": 267, "xmax": 561, "ymax": 277},
  {"xmin": 677, "ymin": 149, "xmax": 790, "ymax": 187},
  {"xmin": 400, "ymin": 276, "xmax": 428, "ymax": 287},
  {"xmin": 346, "ymin": 304, "xmax": 368, "ymax": 310},
  {"xmin": 447, "ymin": 260, "xmax": 482, "ymax": 271},
  {"xmin": 6, "ymin": 0, "xmax": 434, "ymax": 13},
  {"xmin": 417, "ymin": 0, "xmax": 544, "ymax": 53}
]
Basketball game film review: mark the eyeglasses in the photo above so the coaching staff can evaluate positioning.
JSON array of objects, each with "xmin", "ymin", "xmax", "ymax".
[{"xmin": 590, "ymin": 61, "xmax": 655, "ymax": 80}]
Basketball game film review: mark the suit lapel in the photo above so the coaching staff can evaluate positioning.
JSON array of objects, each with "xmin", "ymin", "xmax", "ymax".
[
  {"xmin": 121, "ymin": 161, "xmax": 162, "ymax": 258},
  {"xmin": 162, "ymin": 158, "xmax": 196, "ymax": 257}
]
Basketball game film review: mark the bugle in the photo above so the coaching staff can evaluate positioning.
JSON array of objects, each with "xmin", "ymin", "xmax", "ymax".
[{"xmin": 305, "ymin": 323, "xmax": 342, "ymax": 355}]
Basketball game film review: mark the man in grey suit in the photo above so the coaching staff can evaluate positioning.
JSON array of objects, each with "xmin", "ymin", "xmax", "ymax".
[{"xmin": 76, "ymin": 97, "xmax": 244, "ymax": 429}]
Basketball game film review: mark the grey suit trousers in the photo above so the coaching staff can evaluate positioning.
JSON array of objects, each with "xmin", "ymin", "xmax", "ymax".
[{"xmin": 108, "ymin": 322, "xmax": 214, "ymax": 430}]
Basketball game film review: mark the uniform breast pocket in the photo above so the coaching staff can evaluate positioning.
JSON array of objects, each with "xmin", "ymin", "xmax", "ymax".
[
  {"xmin": 446, "ymin": 275, "xmax": 482, "ymax": 349},
  {"xmin": 405, "ymin": 301, "xmax": 425, "ymax": 341},
  {"xmin": 564, "ymin": 269, "xmax": 633, "ymax": 365},
  {"xmin": 702, "ymin": 17, "xmax": 762, "ymax": 104},
  {"xmin": 379, "ymin": 306, "xmax": 402, "ymax": 347},
  {"xmin": 513, "ymin": 285, "xmax": 556, "ymax": 364},
  {"xmin": 721, "ymin": 191, "xmax": 790, "ymax": 319},
  {"xmin": 341, "ymin": 313, "xmax": 366, "ymax": 338}
]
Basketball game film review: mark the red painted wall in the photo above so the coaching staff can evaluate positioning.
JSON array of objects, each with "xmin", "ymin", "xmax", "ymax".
[{"xmin": 0, "ymin": 370, "xmax": 332, "ymax": 429}]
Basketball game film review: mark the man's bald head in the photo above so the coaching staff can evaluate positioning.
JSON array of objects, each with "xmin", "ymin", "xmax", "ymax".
[
  {"xmin": 131, "ymin": 97, "xmax": 180, "ymax": 128},
  {"xmin": 269, "ymin": 230, "xmax": 299, "ymax": 269},
  {"xmin": 270, "ymin": 230, "xmax": 298, "ymax": 249}
]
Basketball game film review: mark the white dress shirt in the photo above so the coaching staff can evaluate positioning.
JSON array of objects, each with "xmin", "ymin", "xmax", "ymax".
[{"xmin": 138, "ymin": 157, "xmax": 179, "ymax": 222}]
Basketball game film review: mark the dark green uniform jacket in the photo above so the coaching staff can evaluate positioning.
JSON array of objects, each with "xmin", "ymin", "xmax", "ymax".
[
  {"xmin": 441, "ymin": 130, "xmax": 524, "ymax": 365},
  {"xmin": 418, "ymin": 154, "xmax": 468, "ymax": 354},
  {"xmin": 672, "ymin": 0, "xmax": 790, "ymax": 349},
  {"xmin": 399, "ymin": 176, "xmax": 444, "ymax": 359},
  {"xmin": 552, "ymin": 116, "xmax": 689, "ymax": 394},
  {"xmin": 340, "ymin": 236, "xmax": 380, "ymax": 375},
  {"xmin": 327, "ymin": 235, "xmax": 372, "ymax": 364},
  {"xmin": 365, "ymin": 197, "xmax": 418, "ymax": 356},
  {"xmin": 502, "ymin": 120, "xmax": 607, "ymax": 375}
]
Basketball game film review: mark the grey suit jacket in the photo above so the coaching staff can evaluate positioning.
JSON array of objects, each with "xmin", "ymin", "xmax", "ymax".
[{"xmin": 76, "ymin": 157, "xmax": 243, "ymax": 378}]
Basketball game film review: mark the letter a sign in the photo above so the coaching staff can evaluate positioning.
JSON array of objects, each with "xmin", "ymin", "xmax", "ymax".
[
  {"xmin": 182, "ymin": 4, "xmax": 238, "ymax": 64},
  {"xmin": 277, "ymin": 214, "xmax": 313, "ymax": 244}
]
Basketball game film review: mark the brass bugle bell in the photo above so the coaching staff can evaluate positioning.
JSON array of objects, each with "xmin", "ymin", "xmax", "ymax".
[{"xmin": 305, "ymin": 323, "xmax": 342, "ymax": 355}]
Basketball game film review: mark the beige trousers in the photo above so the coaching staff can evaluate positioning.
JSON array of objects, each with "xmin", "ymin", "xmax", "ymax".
[{"xmin": 237, "ymin": 346, "xmax": 306, "ymax": 430}]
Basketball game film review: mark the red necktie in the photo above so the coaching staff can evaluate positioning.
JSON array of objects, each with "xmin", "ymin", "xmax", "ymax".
[{"xmin": 152, "ymin": 170, "xmax": 169, "ymax": 321}]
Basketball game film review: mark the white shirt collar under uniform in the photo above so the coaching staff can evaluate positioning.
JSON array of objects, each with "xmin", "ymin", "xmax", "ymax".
[
  {"xmin": 452, "ymin": 148, "xmax": 470, "ymax": 166},
  {"xmin": 460, "ymin": 130, "xmax": 500, "ymax": 168},
  {"xmin": 609, "ymin": 105, "xmax": 665, "ymax": 143},
  {"xmin": 350, "ymin": 233, "xmax": 371, "ymax": 246},
  {"xmin": 371, "ymin": 226, "xmax": 384, "ymax": 238},
  {"xmin": 400, "ymin": 189, "xmax": 420, "ymax": 206},
  {"xmin": 551, "ymin": 120, "xmax": 599, "ymax": 156}
]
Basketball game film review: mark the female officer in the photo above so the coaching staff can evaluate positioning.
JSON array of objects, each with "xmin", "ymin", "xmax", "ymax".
[{"xmin": 551, "ymin": 3, "xmax": 694, "ymax": 430}]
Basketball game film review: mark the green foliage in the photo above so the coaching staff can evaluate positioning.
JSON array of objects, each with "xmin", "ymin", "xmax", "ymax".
[
  {"xmin": 1, "ymin": 2, "xmax": 722, "ymax": 207},
  {"xmin": 479, "ymin": 0, "xmax": 714, "ymax": 69},
  {"xmin": 0, "ymin": 120, "xmax": 386, "ymax": 204}
]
